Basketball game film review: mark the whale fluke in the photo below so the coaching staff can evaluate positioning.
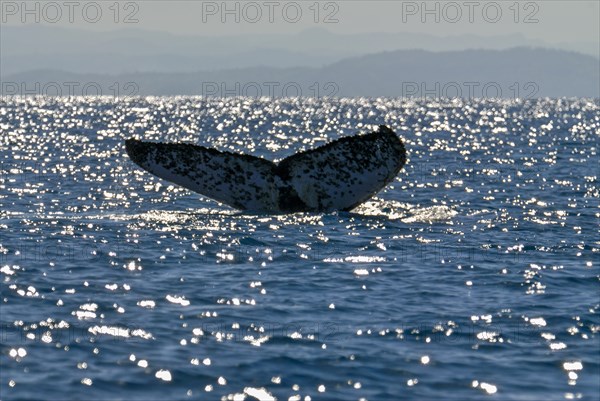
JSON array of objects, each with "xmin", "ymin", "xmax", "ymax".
[{"xmin": 125, "ymin": 125, "xmax": 406, "ymax": 213}]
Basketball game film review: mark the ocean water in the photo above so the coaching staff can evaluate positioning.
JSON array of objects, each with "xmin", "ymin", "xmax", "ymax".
[{"xmin": 0, "ymin": 97, "xmax": 598, "ymax": 401}]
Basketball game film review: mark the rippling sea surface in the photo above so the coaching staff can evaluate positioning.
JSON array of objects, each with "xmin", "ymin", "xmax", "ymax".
[{"xmin": 1, "ymin": 97, "xmax": 599, "ymax": 401}]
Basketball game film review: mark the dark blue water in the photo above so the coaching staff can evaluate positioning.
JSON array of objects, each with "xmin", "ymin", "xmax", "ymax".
[{"xmin": 1, "ymin": 97, "xmax": 599, "ymax": 401}]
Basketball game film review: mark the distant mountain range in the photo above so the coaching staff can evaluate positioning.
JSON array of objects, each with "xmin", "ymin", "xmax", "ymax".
[
  {"xmin": 2, "ymin": 48, "xmax": 599, "ymax": 98},
  {"xmin": 2, "ymin": 25, "xmax": 598, "ymax": 76}
]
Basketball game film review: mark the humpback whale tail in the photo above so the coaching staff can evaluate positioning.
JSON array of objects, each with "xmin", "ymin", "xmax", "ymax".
[{"xmin": 125, "ymin": 125, "xmax": 406, "ymax": 213}]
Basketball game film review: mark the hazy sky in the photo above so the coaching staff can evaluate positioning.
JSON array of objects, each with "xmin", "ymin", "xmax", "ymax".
[{"xmin": 1, "ymin": 0, "xmax": 598, "ymax": 46}]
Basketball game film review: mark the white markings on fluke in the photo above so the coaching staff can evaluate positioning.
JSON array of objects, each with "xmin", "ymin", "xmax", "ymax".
[{"xmin": 125, "ymin": 125, "xmax": 406, "ymax": 212}]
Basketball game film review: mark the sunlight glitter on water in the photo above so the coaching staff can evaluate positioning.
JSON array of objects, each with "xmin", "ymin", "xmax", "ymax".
[{"xmin": 1, "ymin": 97, "xmax": 598, "ymax": 401}]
